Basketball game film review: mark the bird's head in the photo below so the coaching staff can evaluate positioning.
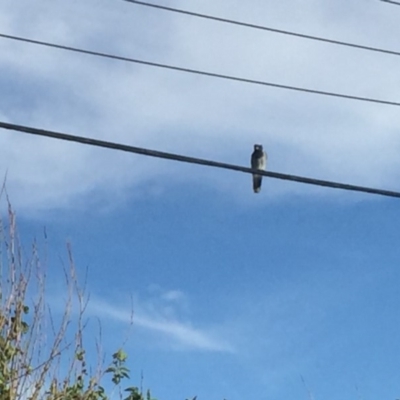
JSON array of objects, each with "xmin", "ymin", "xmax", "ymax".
[{"xmin": 254, "ymin": 144, "xmax": 263, "ymax": 151}]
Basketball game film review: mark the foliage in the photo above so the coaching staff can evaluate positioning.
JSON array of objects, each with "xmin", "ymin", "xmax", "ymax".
[{"xmin": 0, "ymin": 198, "xmax": 156, "ymax": 400}]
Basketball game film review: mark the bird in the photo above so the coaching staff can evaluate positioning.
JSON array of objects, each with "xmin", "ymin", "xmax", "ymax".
[{"xmin": 251, "ymin": 144, "xmax": 267, "ymax": 193}]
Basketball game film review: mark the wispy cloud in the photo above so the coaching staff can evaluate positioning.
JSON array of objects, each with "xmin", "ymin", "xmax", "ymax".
[
  {"xmin": 160, "ymin": 289, "xmax": 185, "ymax": 302},
  {"xmin": 87, "ymin": 295, "xmax": 234, "ymax": 353}
]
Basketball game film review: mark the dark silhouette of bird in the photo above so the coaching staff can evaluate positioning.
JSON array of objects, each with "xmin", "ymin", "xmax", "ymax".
[{"xmin": 251, "ymin": 144, "xmax": 267, "ymax": 193}]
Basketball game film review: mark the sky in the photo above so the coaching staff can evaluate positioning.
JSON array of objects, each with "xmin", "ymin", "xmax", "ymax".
[{"xmin": 1, "ymin": 0, "xmax": 400, "ymax": 399}]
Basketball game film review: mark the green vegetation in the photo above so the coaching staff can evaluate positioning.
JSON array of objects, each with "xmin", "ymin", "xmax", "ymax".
[{"xmin": 0, "ymin": 200, "xmax": 157, "ymax": 400}]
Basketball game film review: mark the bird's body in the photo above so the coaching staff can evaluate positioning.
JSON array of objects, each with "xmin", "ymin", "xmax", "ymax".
[{"xmin": 251, "ymin": 144, "xmax": 267, "ymax": 193}]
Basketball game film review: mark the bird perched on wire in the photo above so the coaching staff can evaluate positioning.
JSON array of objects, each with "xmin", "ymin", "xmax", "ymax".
[{"xmin": 251, "ymin": 144, "xmax": 267, "ymax": 193}]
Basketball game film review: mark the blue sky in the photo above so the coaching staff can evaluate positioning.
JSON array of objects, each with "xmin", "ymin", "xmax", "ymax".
[{"xmin": 2, "ymin": 0, "xmax": 400, "ymax": 399}]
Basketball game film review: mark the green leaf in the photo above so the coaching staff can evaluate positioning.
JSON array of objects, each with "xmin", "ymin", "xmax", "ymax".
[{"xmin": 113, "ymin": 349, "xmax": 128, "ymax": 362}]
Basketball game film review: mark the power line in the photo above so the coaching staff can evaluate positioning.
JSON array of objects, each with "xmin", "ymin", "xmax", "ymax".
[
  {"xmin": 124, "ymin": 0, "xmax": 400, "ymax": 58},
  {"xmin": 380, "ymin": 0, "xmax": 400, "ymax": 5},
  {"xmin": 1, "ymin": 121, "xmax": 400, "ymax": 199},
  {"xmin": 1, "ymin": 33, "xmax": 400, "ymax": 107}
]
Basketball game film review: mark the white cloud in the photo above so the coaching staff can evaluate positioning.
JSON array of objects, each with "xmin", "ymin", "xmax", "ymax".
[
  {"xmin": 87, "ymin": 295, "xmax": 234, "ymax": 353},
  {"xmin": 1, "ymin": 0, "xmax": 400, "ymax": 212},
  {"xmin": 161, "ymin": 289, "xmax": 185, "ymax": 302},
  {"xmin": 146, "ymin": 284, "xmax": 186, "ymax": 302}
]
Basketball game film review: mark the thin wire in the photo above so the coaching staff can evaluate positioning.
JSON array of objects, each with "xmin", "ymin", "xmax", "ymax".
[
  {"xmin": 380, "ymin": 0, "xmax": 400, "ymax": 5},
  {"xmin": 1, "ymin": 121, "xmax": 400, "ymax": 199},
  {"xmin": 1, "ymin": 33, "xmax": 400, "ymax": 107},
  {"xmin": 124, "ymin": 0, "xmax": 400, "ymax": 58}
]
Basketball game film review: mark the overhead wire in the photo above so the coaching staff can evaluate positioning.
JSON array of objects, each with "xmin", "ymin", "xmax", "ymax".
[
  {"xmin": 124, "ymin": 0, "xmax": 400, "ymax": 58},
  {"xmin": 380, "ymin": 0, "xmax": 400, "ymax": 5},
  {"xmin": 1, "ymin": 121, "xmax": 400, "ymax": 199},
  {"xmin": 1, "ymin": 33, "xmax": 400, "ymax": 107}
]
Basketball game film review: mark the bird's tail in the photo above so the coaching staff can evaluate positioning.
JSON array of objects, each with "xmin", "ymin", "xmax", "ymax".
[{"xmin": 253, "ymin": 175, "xmax": 262, "ymax": 193}]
